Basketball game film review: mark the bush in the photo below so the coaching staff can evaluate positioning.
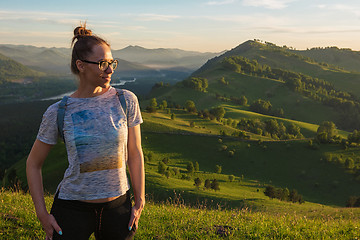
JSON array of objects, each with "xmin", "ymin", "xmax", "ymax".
[
  {"xmin": 162, "ymin": 157, "xmax": 170, "ymax": 165},
  {"xmin": 228, "ymin": 175, "xmax": 235, "ymax": 182},
  {"xmin": 346, "ymin": 196, "xmax": 360, "ymax": 207},
  {"xmin": 158, "ymin": 162, "xmax": 167, "ymax": 174},
  {"xmin": 215, "ymin": 165, "xmax": 222, "ymax": 174},
  {"xmin": 194, "ymin": 178, "xmax": 202, "ymax": 188},
  {"xmin": 211, "ymin": 179, "xmax": 220, "ymax": 191},
  {"xmin": 204, "ymin": 179, "xmax": 211, "ymax": 189},
  {"xmin": 187, "ymin": 162, "xmax": 195, "ymax": 174},
  {"xmin": 264, "ymin": 185, "xmax": 304, "ymax": 204}
]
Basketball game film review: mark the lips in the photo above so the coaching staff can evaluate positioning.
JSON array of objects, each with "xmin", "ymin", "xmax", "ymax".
[{"xmin": 102, "ymin": 75, "xmax": 112, "ymax": 82}]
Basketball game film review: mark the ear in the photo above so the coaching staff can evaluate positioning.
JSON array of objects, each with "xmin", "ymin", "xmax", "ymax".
[{"xmin": 76, "ymin": 60, "xmax": 85, "ymax": 73}]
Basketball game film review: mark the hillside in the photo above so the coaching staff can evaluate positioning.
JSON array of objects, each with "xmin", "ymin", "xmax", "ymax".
[
  {"xmin": 0, "ymin": 52, "xmax": 44, "ymax": 82},
  {"xmin": 150, "ymin": 40, "xmax": 360, "ymax": 131},
  {"xmin": 2, "ymin": 189, "xmax": 360, "ymax": 239},
  {"xmin": 3, "ymin": 40, "xmax": 360, "ymax": 239},
  {"xmin": 7, "ymin": 109, "xmax": 360, "ymax": 207},
  {"xmin": 296, "ymin": 47, "xmax": 360, "ymax": 73}
]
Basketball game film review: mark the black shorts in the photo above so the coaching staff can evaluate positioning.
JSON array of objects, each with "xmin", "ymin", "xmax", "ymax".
[{"xmin": 50, "ymin": 191, "xmax": 136, "ymax": 240}]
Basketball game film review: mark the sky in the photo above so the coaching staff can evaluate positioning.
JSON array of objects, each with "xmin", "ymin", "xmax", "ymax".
[{"xmin": 1, "ymin": 0, "xmax": 360, "ymax": 53}]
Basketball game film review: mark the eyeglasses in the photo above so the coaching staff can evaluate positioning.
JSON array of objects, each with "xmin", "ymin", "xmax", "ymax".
[{"xmin": 81, "ymin": 59, "xmax": 118, "ymax": 71}]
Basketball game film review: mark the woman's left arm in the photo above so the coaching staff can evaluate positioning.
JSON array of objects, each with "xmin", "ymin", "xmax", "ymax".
[{"xmin": 127, "ymin": 124, "xmax": 145, "ymax": 230}]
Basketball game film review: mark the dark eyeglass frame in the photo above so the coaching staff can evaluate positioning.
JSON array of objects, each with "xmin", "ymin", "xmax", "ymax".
[{"xmin": 81, "ymin": 59, "xmax": 118, "ymax": 71}]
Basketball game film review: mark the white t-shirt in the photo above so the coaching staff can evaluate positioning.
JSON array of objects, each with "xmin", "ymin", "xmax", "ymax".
[{"xmin": 37, "ymin": 87, "xmax": 143, "ymax": 200}]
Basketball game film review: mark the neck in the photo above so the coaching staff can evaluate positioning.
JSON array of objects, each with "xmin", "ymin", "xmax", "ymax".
[{"xmin": 71, "ymin": 84, "xmax": 110, "ymax": 98}]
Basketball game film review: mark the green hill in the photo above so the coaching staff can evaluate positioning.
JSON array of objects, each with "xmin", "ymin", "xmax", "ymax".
[
  {"xmin": 2, "ymin": 189, "xmax": 360, "ymax": 239},
  {"xmin": 296, "ymin": 46, "xmax": 360, "ymax": 73},
  {"xmin": 150, "ymin": 40, "xmax": 360, "ymax": 131},
  {"xmin": 7, "ymin": 111, "xmax": 360, "ymax": 207},
  {"xmin": 0, "ymin": 53, "xmax": 44, "ymax": 83}
]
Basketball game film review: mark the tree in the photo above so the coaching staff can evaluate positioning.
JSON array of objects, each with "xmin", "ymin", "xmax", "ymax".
[
  {"xmin": 264, "ymin": 185, "xmax": 276, "ymax": 199},
  {"xmin": 317, "ymin": 121, "xmax": 337, "ymax": 143},
  {"xmin": 345, "ymin": 158, "xmax": 355, "ymax": 169},
  {"xmin": 147, "ymin": 98, "xmax": 158, "ymax": 113},
  {"xmin": 211, "ymin": 179, "xmax": 220, "ymax": 191},
  {"xmin": 194, "ymin": 178, "xmax": 202, "ymax": 188},
  {"xmin": 187, "ymin": 162, "xmax": 195, "ymax": 174},
  {"xmin": 183, "ymin": 77, "xmax": 208, "ymax": 92},
  {"xmin": 210, "ymin": 107, "xmax": 226, "ymax": 121},
  {"xmin": 162, "ymin": 157, "xmax": 170, "ymax": 164},
  {"xmin": 239, "ymin": 95, "xmax": 248, "ymax": 105},
  {"xmin": 204, "ymin": 179, "xmax": 211, "ymax": 189},
  {"xmin": 287, "ymin": 123, "xmax": 301, "ymax": 136},
  {"xmin": 194, "ymin": 161, "xmax": 199, "ymax": 172},
  {"xmin": 150, "ymin": 98, "xmax": 158, "ymax": 108},
  {"xmin": 215, "ymin": 165, "xmax": 222, "ymax": 174},
  {"xmin": 185, "ymin": 100, "xmax": 197, "ymax": 113},
  {"xmin": 161, "ymin": 100, "xmax": 168, "ymax": 109},
  {"xmin": 250, "ymin": 99, "xmax": 272, "ymax": 114},
  {"xmin": 165, "ymin": 170, "xmax": 171, "ymax": 179},
  {"xmin": 228, "ymin": 175, "xmax": 235, "ymax": 182},
  {"xmin": 158, "ymin": 162, "xmax": 167, "ymax": 174}
]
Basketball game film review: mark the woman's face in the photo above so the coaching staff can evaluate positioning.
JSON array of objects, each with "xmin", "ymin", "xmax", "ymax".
[{"xmin": 81, "ymin": 43, "xmax": 114, "ymax": 89}]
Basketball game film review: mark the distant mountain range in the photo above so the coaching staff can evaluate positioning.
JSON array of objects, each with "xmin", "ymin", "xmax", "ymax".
[
  {"xmin": 0, "ymin": 52, "xmax": 44, "ymax": 82},
  {"xmin": 0, "ymin": 44, "xmax": 221, "ymax": 78}
]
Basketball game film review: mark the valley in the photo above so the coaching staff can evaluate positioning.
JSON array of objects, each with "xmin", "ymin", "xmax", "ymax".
[{"xmin": 1, "ymin": 39, "xmax": 360, "ymax": 239}]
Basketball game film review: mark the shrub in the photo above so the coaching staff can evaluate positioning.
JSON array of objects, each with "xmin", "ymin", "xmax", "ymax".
[
  {"xmin": 228, "ymin": 175, "xmax": 235, "ymax": 182},
  {"xmin": 162, "ymin": 157, "xmax": 170, "ymax": 165},
  {"xmin": 187, "ymin": 162, "xmax": 195, "ymax": 174},
  {"xmin": 211, "ymin": 179, "xmax": 220, "ymax": 191},
  {"xmin": 158, "ymin": 162, "xmax": 167, "ymax": 174},
  {"xmin": 204, "ymin": 179, "xmax": 211, "ymax": 189},
  {"xmin": 194, "ymin": 178, "xmax": 202, "ymax": 188},
  {"xmin": 215, "ymin": 165, "xmax": 222, "ymax": 174}
]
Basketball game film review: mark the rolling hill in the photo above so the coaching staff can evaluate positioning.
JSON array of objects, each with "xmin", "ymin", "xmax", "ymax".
[
  {"xmin": 150, "ymin": 40, "xmax": 360, "ymax": 131},
  {"xmin": 0, "ymin": 52, "xmax": 44, "ymax": 82},
  {"xmin": 2, "ymin": 40, "xmax": 360, "ymax": 239}
]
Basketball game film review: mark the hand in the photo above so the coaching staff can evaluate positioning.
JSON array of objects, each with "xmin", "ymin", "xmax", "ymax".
[
  {"xmin": 128, "ymin": 203, "xmax": 144, "ymax": 231},
  {"xmin": 38, "ymin": 213, "xmax": 62, "ymax": 240}
]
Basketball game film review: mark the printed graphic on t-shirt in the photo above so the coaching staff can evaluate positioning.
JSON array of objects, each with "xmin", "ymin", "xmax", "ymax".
[{"xmin": 71, "ymin": 108, "xmax": 126, "ymax": 173}]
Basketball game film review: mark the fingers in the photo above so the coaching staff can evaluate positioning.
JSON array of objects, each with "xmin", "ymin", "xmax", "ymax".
[
  {"xmin": 49, "ymin": 214, "xmax": 63, "ymax": 236},
  {"xmin": 42, "ymin": 214, "xmax": 62, "ymax": 239},
  {"xmin": 128, "ymin": 208, "xmax": 136, "ymax": 231}
]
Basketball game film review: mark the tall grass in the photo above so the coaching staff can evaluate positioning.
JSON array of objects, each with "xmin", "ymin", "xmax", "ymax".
[{"xmin": 1, "ymin": 189, "xmax": 360, "ymax": 240}]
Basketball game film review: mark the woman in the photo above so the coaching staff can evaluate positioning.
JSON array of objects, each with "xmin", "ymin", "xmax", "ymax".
[{"xmin": 26, "ymin": 24, "xmax": 145, "ymax": 240}]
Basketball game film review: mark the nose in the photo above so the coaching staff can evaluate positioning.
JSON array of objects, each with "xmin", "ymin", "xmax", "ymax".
[{"xmin": 105, "ymin": 65, "xmax": 114, "ymax": 74}]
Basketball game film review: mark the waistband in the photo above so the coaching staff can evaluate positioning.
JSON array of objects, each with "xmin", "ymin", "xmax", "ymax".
[{"xmin": 53, "ymin": 191, "xmax": 130, "ymax": 210}]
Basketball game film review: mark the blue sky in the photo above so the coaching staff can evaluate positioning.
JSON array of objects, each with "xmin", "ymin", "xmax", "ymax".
[{"xmin": 1, "ymin": 0, "xmax": 360, "ymax": 52}]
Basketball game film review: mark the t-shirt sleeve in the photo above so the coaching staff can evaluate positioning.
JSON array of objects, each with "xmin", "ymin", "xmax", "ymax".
[
  {"xmin": 125, "ymin": 90, "xmax": 143, "ymax": 128},
  {"xmin": 36, "ymin": 102, "xmax": 59, "ymax": 145}
]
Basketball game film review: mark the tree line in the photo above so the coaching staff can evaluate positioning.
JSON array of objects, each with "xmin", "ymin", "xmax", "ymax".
[
  {"xmin": 264, "ymin": 185, "xmax": 304, "ymax": 204},
  {"xmin": 222, "ymin": 55, "xmax": 360, "ymax": 131}
]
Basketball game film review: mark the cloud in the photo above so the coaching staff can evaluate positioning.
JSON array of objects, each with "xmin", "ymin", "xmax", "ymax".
[
  {"xmin": 251, "ymin": 26, "xmax": 360, "ymax": 35},
  {"xmin": 0, "ymin": 10, "xmax": 84, "ymax": 25},
  {"xmin": 206, "ymin": 0, "xmax": 236, "ymax": 5},
  {"xmin": 242, "ymin": 0, "xmax": 295, "ymax": 9},
  {"xmin": 137, "ymin": 13, "xmax": 180, "ymax": 22},
  {"xmin": 316, "ymin": 4, "xmax": 360, "ymax": 16}
]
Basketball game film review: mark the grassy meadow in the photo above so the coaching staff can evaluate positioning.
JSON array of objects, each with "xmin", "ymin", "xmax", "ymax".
[
  {"xmin": 2, "ymin": 188, "xmax": 360, "ymax": 240},
  {"xmin": 3, "ymin": 40, "xmax": 360, "ymax": 239}
]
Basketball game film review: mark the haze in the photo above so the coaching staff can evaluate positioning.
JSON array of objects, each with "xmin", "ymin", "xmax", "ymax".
[{"xmin": 1, "ymin": 0, "xmax": 360, "ymax": 52}]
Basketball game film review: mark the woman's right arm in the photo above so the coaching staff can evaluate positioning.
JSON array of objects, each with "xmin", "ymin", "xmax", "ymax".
[{"xmin": 26, "ymin": 139, "xmax": 62, "ymax": 239}]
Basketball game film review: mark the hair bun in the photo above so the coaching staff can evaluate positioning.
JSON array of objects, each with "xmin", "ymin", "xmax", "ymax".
[{"xmin": 74, "ymin": 25, "xmax": 92, "ymax": 38}]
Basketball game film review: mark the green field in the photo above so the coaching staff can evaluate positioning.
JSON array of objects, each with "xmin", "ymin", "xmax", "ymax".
[{"xmin": 3, "ymin": 40, "xmax": 360, "ymax": 239}]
